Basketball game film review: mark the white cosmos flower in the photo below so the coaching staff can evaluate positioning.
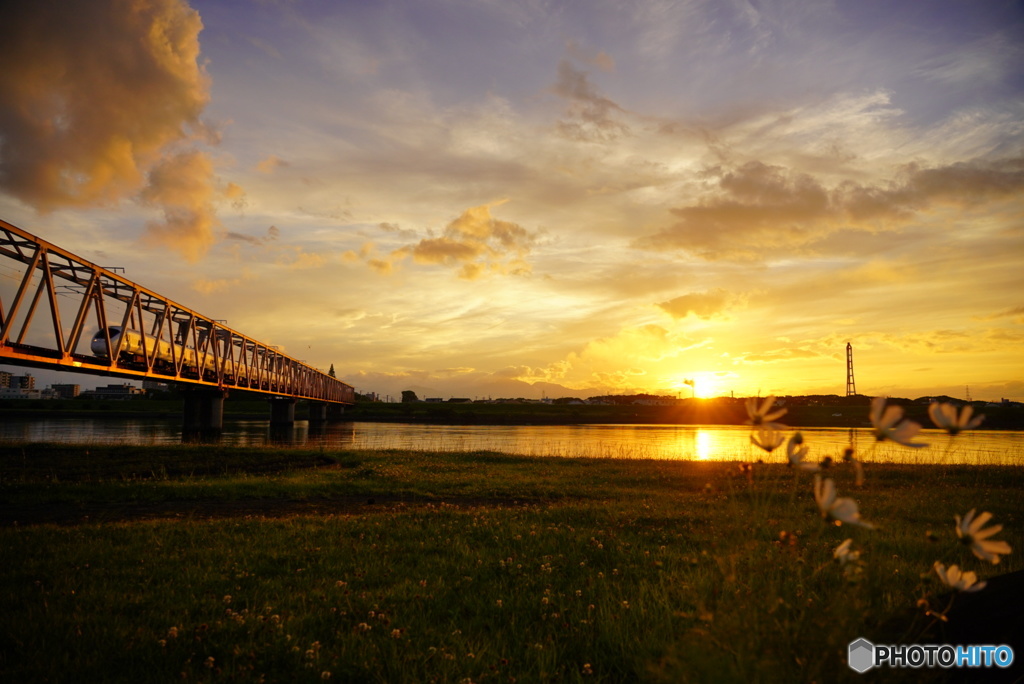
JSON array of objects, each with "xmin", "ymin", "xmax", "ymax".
[
  {"xmin": 786, "ymin": 432, "xmax": 819, "ymax": 471},
  {"xmin": 833, "ymin": 538, "xmax": 861, "ymax": 565},
  {"xmin": 745, "ymin": 395, "xmax": 787, "ymax": 428},
  {"xmin": 750, "ymin": 426, "xmax": 785, "ymax": 454},
  {"xmin": 955, "ymin": 509, "xmax": 1012, "ymax": 564},
  {"xmin": 814, "ymin": 475, "xmax": 874, "ymax": 529},
  {"xmin": 870, "ymin": 396, "xmax": 926, "ymax": 448},
  {"xmin": 933, "ymin": 561, "xmax": 986, "ymax": 593},
  {"xmin": 928, "ymin": 402, "xmax": 984, "ymax": 436}
]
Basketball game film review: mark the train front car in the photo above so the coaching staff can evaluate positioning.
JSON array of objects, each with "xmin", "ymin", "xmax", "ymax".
[{"xmin": 90, "ymin": 327, "xmax": 124, "ymax": 358}]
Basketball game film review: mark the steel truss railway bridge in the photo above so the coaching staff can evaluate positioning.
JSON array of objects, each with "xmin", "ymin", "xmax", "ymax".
[{"xmin": 0, "ymin": 219, "xmax": 354, "ymax": 436}]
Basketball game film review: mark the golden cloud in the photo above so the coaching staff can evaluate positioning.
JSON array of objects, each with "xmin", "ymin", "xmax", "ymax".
[
  {"xmin": 413, "ymin": 236, "xmax": 485, "ymax": 264},
  {"xmin": 351, "ymin": 203, "xmax": 537, "ymax": 279},
  {"xmin": 536, "ymin": 324, "xmax": 712, "ymax": 391},
  {"xmin": 657, "ymin": 289, "xmax": 737, "ymax": 320},
  {"xmin": 277, "ymin": 249, "xmax": 329, "ymax": 271},
  {"xmin": 140, "ymin": 150, "xmax": 221, "ymax": 262},
  {"xmin": 741, "ymin": 326, "xmax": 1024, "ymax": 370},
  {"xmin": 0, "ymin": 0, "xmax": 235, "ymax": 262},
  {"xmin": 256, "ymin": 155, "xmax": 290, "ymax": 174},
  {"xmin": 0, "ymin": 0, "xmax": 210, "ymax": 208},
  {"xmin": 412, "ymin": 203, "xmax": 536, "ymax": 278},
  {"xmin": 191, "ymin": 269, "xmax": 252, "ymax": 295},
  {"xmin": 739, "ymin": 348, "xmax": 823, "ymax": 364}
]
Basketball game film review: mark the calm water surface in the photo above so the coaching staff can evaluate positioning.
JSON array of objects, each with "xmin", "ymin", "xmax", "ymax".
[{"xmin": 1, "ymin": 417, "xmax": 1021, "ymax": 464}]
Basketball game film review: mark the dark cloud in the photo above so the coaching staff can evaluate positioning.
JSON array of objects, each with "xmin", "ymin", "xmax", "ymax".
[
  {"xmin": 840, "ymin": 157, "xmax": 1024, "ymax": 221},
  {"xmin": 636, "ymin": 157, "xmax": 1024, "ymax": 260},
  {"xmin": 226, "ymin": 232, "xmax": 260, "ymax": 245},
  {"xmin": 635, "ymin": 161, "xmax": 833, "ymax": 259},
  {"xmin": 226, "ymin": 225, "xmax": 280, "ymax": 246},
  {"xmin": 378, "ymin": 222, "xmax": 420, "ymax": 240},
  {"xmin": 551, "ymin": 59, "xmax": 629, "ymax": 142},
  {"xmin": 973, "ymin": 305, "xmax": 1024, "ymax": 323}
]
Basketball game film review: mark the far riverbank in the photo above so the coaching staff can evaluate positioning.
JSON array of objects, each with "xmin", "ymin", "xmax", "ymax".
[{"xmin": 2, "ymin": 396, "xmax": 1022, "ymax": 430}]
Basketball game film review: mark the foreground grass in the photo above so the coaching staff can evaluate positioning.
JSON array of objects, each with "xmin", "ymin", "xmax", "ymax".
[{"xmin": 1, "ymin": 444, "xmax": 1022, "ymax": 683}]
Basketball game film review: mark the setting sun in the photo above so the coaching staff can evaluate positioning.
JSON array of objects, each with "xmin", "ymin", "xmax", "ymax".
[{"xmin": 670, "ymin": 372, "xmax": 730, "ymax": 400}]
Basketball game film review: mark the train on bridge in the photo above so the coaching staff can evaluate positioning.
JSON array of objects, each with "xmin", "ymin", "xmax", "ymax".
[
  {"xmin": 1, "ymin": 218, "xmax": 355, "ymax": 406},
  {"xmin": 90, "ymin": 326, "xmax": 287, "ymax": 390}
]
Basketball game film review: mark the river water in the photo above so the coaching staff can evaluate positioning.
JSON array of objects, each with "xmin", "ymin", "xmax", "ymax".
[{"xmin": 0, "ymin": 417, "xmax": 1021, "ymax": 464}]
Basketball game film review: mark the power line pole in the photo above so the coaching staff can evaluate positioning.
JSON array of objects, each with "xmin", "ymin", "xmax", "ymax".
[{"xmin": 846, "ymin": 343, "xmax": 857, "ymax": 397}]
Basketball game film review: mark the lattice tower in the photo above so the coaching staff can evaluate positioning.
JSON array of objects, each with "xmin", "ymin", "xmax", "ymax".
[{"xmin": 846, "ymin": 343, "xmax": 857, "ymax": 397}]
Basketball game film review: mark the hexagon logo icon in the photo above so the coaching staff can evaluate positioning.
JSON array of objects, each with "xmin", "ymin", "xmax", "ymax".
[{"xmin": 848, "ymin": 638, "xmax": 875, "ymax": 673}]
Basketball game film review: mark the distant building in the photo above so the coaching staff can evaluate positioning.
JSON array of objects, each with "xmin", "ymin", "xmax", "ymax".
[
  {"xmin": 0, "ymin": 387, "xmax": 45, "ymax": 399},
  {"xmin": 631, "ymin": 397, "xmax": 677, "ymax": 406},
  {"xmin": 0, "ymin": 374, "xmax": 37, "ymax": 394},
  {"xmin": 80, "ymin": 383, "xmax": 146, "ymax": 400},
  {"xmin": 51, "ymin": 384, "xmax": 81, "ymax": 399},
  {"xmin": 142, "ymin": 380, "xmax": 171, "ymax": 392}
]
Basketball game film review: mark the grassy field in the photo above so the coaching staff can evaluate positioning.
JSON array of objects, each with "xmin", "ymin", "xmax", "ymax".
[{"xmin": 1, "ymin": 441, "xmax": 1022, "ymax": 683}]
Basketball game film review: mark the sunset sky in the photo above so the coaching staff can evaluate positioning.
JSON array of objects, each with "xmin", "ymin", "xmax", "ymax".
[{"xmin": 1, "ymin": 0, "xmax": 1022, "ymax": 401}]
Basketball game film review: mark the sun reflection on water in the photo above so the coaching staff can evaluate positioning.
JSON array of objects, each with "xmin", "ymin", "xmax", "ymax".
[
  {"xmin": 694, "ymin": 429, "xmax": 714, "ymax": 460},
  {"xmin": 0, "ymin": 419, "xmax": 1020, "ymax": 464}
]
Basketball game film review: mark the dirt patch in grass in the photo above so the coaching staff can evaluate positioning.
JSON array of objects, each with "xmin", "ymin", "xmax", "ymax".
[{"xmin": 0, "ymin": 494, "xmax": 546, "ymax": 527}]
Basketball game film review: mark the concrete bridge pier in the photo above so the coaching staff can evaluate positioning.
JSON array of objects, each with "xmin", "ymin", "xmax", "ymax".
[
  {"xmin": 308, "ymin": 402, "xmax": 329, "ymax": 424},
  {"xmin": 269, "ymin": 397, "xmax": 298, "ymax": 442},
  {"xmin": 307, "ymin": 402, "xmax": 329, "ymax": 438},
  {"xmin": 327, "ymin": 403, "xmax": 346, "ymax": 422},
  {"xmin": 182, "ymin": 388, "xmax": 228, "ymax": 441},
  {"xmin": 305, "ymin": 401, "xmax": 333, "ymax": 438},
  {"xmin": 269, "ymin": 396, "xmax": 298, "ymax": 425}
]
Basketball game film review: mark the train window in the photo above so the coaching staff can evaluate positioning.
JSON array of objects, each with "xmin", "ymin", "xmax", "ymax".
[{"xmin": 92, "ymin": 327, "xmax": 121, "ymax": 340}]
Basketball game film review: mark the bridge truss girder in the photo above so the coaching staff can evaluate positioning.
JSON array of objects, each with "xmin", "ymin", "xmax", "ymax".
[{"xmin": 0, "ymin": 219, "xmax": 354, "ymax": 404}]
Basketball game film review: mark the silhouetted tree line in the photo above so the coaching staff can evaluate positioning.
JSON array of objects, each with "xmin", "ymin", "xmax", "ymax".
[{"xmin": 587, "ymin": 393, "xmax": 676, "ymax": 405}]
